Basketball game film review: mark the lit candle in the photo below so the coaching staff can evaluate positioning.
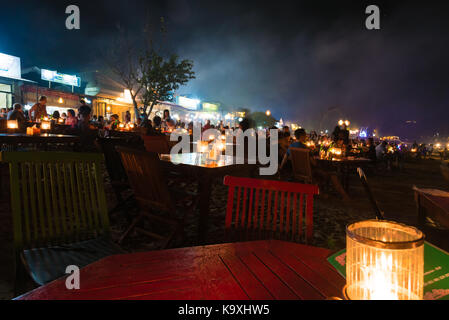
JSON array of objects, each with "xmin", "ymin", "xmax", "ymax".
[
  {"xmin": 215, "ymin": 141, "xmax": 225, "ymax": 152},
  {"xmin": 41, "ymin": 121, "xmax": 51, "ymax": 131},
  {"xmin": 7, "ymin": 120, "xmax": 18, "ymax": 129},
  {"xmin": 346, "ymin": 220, "xmax": 424, "ymax": 300},
  {"xmin": 197, "ymin": 141, "xmax": 209, "ymax": 153}
]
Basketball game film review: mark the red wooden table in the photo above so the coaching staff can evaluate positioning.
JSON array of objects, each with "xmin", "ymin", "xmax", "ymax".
[{"xmin": 17, "ymin": 240, "xmax": 345, "ymax": 300}]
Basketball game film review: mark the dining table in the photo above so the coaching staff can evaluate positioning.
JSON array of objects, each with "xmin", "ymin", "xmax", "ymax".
[
  {"xmin": 159, "ymin": 152, "xmax": 259, "ymax": 244},
  {"xmin": 0, "ymin": 133, "xmax": 80, "ymax": 151},
  {"xmin": 16, "ymin": 240, "xmax": 346, "ymax": 300},
  {"xmin": 314, "ymin": 156, "xmax": 372, "ymax": 191}
]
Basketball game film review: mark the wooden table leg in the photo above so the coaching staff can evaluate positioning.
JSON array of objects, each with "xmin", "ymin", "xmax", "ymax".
[{"xmin": 197, "ymin": 175, "xmax": 212, "ymax": 244}]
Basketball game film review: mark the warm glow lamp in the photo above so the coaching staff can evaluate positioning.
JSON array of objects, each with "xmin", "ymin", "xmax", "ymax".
[
  {"xmin": 7, "ymin": 120, "xmax": 18, "ymax": 130},
  {"xmin": 345, "ymin": 220, "xmax": 424, "ymax": 300},
  {"xmin": 41, "ymin": 121, "xmax": 51, "ymax": 131},
  {"xmin": 197, "ymin": 141, "xmax": 209, "ymax": 154}
]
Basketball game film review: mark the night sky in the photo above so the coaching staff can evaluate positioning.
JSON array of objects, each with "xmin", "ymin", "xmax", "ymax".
[{"xmin": 1, "ymin": 0, "xmax": 449, "ymax": 140}]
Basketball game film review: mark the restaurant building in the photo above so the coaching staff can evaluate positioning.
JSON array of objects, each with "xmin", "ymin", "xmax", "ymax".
[
  {"xmin": 21, "ymin": 66, "xmax": 94, "ymax": 115},
  {"xmin": 84, "ymin": 71, "xmax": 136, "ymax": 121},
  {"xmin": 0, "ymin": 52, "xmax": 35, "ymax": 109}
]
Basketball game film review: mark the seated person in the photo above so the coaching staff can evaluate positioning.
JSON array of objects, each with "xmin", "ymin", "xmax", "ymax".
[
  {"xmin": 52, "ymin": 110, "xmax": 60, "ymax": 120},
  {"xmin": 366, "ymin": 138, "xmax": 377, "ymax": 161},
  {"xmin": 279, "ymin": 128, "xmax": 308, "ymax": 170},
  {"xmin": 65, "ymin": 109, "xmax": 78, "ymax": 128},
  {"xmin": 7, "ymin": 103, "xmax": 26, "ymax": 132},
  {"xmin": 375, "ymin": 141, "xmax": 387, "ymax": 160},
  {"xmin": 65, "ymin": 106, "xmax": 98, "ymax": 152},
  {"xmin": 280, "ymin": 128, "xmax": 350, "ymax": 201},
  {"xmin": 145, "ymin": 116, "xmax": 164, "ymax": 136}
]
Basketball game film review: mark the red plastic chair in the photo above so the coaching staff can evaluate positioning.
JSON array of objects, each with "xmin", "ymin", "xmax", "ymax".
[{"xmin": 223, "ymin": 176, "xmax": 319, "ymax": 244}]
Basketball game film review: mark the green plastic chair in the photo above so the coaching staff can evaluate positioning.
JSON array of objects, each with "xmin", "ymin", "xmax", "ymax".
[{"xmin": 0, "ymin": 152, "xmax": 124, "ymax": 292}]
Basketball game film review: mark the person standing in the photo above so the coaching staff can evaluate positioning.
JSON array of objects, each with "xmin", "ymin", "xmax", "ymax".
[
  {"xmin": 29, "ymin": 96, "xmax": 48, "ymax": 121},
  {"xmin": 74, "ymin": 105, "xmax": 97, "ymax": 151},
  {"xmin": 125, "ymin": 110, "xmax": 131, "ymax": 124}
]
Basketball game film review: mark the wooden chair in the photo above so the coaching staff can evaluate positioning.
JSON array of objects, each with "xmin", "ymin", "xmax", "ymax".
[
  {"xmin": 0, "ymin": 118, "xmax": 7, "ymax": 133},
  {"xmin": 95, "ymin": 137, "xmax": 137, "ymax": 210},
  {"xmin": 115, "ymin": 146, "xmax": 198, "ymax": 247},
  {"xmin": 357, "ymin": 167, "xmax": 385, "ymax": 220},
  {"xmin": 290, "ymin": 147, "xmax": 314, "ymax": 184},
  {"xmin": 223, "ymin": 175, "xmax": 319, "ymax": 244},
  {"xmin": 142, "ymin": 135, "xmax": 171, "ymax": 154},
  {"xmin": 0, "ymin": 151, "xmax": 124, "ymax": 293}
]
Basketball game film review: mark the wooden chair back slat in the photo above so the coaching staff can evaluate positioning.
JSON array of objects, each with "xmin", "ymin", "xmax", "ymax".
[
  {"xmin": 224, "ymin": 176, "xmax": 319, "ymax": 243},
  {"xmin": 290, "ymin": 147, "xmax": 313, "ymax": 184},
  {"xmin": 285, "ymin": 192, "xmax": 291, "ymax": 236},
  {"xmin": 272, "ymin": 191, "xmax": 279, "ymax": 233},
  {"xmin": 35, "ymin": 163, "xmax": 47, "ymax": 241},
  {"xmin": 279, "ymin": 191, "xmax": 285, "ymax": 235},
  {"xmin": 116, "ymin": 146, "xmax": 174, "ymax": 213},
  {"xmin": 142, "ymin": 135, "xmax": 171, "ymax": 154},
  {"xmin": 248, "ymin": 188, "xmax": 254, "ymax": 230},
  {"xmin": 0, "ymin": 152, "xmax": 111, "ymax": 252},
  {"xmin": 291, "ymin": 193, "xmax": 297, "ymax": 241},
  {"xmin": 253, "ymin": 188, "xmax": 260, "ymax": 230},
  {"xmin": 298, "ymin": 193, "xmax": 304, "ymax": 239},
  {"xmin": 62, "ymin": 163, "xmax": 73, "ymax": 237}
]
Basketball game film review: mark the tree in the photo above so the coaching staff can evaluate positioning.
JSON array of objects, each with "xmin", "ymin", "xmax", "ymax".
[
  {"xmin": 248, "ymin": 112, "xmax": 278, "ymax": 128},
  {"xmin": 138, "ymin": 49, "xmax": 195, "ymax": 118},
  {"xmin": 105, "ymin": 24, "xmax": 144, "ymax": 120},
  {"xmin": 105, "ymin": 17, "xmax": 195, "ymax": 122}
]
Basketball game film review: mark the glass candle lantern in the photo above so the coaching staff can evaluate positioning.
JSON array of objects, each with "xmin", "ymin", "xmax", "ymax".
[
  {"xmin": 7, "ymin": 120, "xmax": 18, "ymax": 130},
  {"xmin": 197, "ymin": 141, "xmax": 209, "ymax": 154},
  {"xmin": 215, "ymin": 141, "xmax": 225, "ymax": 153},
  {"xmin": 41, "ymin": 121, "xmax": 51, "ymax": 131},
  {"xmin": 346, "ymin": 220, "xmax": 424, "ymax": 300}
]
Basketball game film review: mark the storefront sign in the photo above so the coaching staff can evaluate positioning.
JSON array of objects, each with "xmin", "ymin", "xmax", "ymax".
[
  {"xmin": 41, "ymin": 69, "xmax": 81, "ymax": 87},
  {"xmin": 178, "ymin": 96, "xmax": 200, "ymax": 110},
  {"xmin": 0, "ymin": 52, "xmax": 21, "ymax": 79},
  {"xmin": 202, "ymin": 102, "xmax": 219, "ymax": 112}
]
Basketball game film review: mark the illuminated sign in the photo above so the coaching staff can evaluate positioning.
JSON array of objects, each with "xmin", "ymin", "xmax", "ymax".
[
  {"xmin": 178, "ymin": 96, "xmax": 200, "ymax": 110},
  {"xmin": 202, "ymin": 102, "xmax": 219, "ymax": 112},
  {"xmin": 41, "ymin": 69, "xmax": 81, "ymax": 87},
  {"xmin": 117, "ymin": 89, "xmax": 133, "ymax": 103},
  {"xmin": 0, "ymin": 52, "xmax": 21, "ymax": 79}
]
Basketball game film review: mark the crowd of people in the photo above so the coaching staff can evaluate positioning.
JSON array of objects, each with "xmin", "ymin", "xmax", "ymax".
[{"xmin": 1, "ymin": 96, "xmax": 443, "ymax": 166}]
